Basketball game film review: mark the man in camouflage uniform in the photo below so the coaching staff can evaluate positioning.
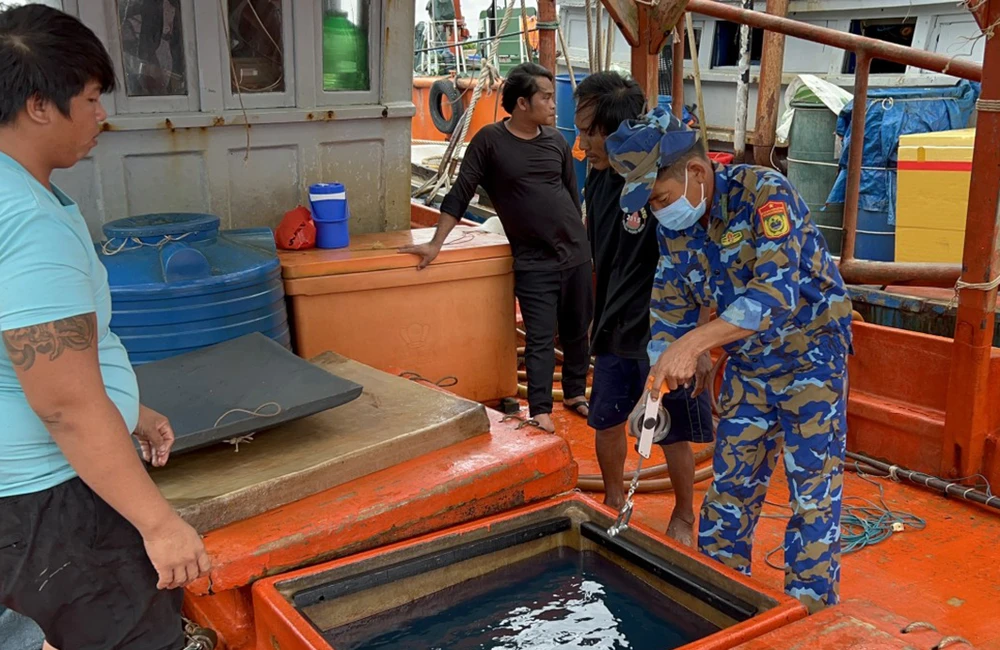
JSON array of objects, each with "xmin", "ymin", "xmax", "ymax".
[{"xmin": 605, "ymin": 107, "xmax": 853, "ymax": 613}]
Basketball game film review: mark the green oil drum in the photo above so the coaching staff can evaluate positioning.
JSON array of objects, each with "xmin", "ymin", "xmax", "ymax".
[{"xmin": 786, "ymin": 100, "xmax": 843, "ymax": 255}]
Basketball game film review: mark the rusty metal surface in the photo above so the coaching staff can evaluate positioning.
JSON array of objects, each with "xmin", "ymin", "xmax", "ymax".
[
  {"xmin": 650, "ymin": 0, "xmax": 691, "ymax": 53},
  {"xmin": 840, "ymin": 260, "xmax": 963, "ymax": 287},
  {"xmin": 752, "ymin": 0, "xmax": 789, "ymax": 166},
  {"xmin": 600, "ymin": 0, "xmax": 640, "ymax": 46},
  {"xmin": 942, "ymin": 0, "xmax": 1000, "ymax": 479},
  {"xmin": 538, "ymin": 0, "xmax": 557, "ymax": 73}
]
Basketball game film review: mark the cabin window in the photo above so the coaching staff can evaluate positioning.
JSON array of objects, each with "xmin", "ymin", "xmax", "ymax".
[
  {"xmin": 219, "ymin": 0, "xmax": 295, "ymax": 110},
  {"xmin": 321, "ymin": 0, "xmax": 370, "ymax": 92},
  {"xmin": 842, "ymin": 18, "xmax": 917, "ymax": 74},
  {"xmin": 117, "ymin": 0, "xmax": 189, "ymax": 97},
  {"xmin": 711, "ymin": 21, "xmax": 764, "ymax": 68},
  {"xmin": 227, "ymin": 0, "xmax": 286, "ymax": 95}
]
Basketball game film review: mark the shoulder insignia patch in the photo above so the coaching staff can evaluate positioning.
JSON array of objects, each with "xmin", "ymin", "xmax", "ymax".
[
  {"xmin": 758, "ymin": 200, "xmax": 791, "ymax": 240},
  {"xmin": 720, "ymin": 230, "xmax": 744, "ymax": 248}
]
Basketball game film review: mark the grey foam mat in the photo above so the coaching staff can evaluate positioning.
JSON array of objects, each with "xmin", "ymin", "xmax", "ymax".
[{"xmin": 134, "ymin": 333, "xmax": 363, "ymax": 456}]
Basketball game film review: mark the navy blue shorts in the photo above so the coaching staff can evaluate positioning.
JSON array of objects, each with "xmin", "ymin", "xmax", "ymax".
[{"xmin": 588, "ymin": 354, "xmax": 715, "ymax": 445}]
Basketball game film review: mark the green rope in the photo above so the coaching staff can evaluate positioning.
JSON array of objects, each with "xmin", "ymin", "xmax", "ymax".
[{"xmin": 536, "ymin": 21, "xmax": 559, "ymax": 30}]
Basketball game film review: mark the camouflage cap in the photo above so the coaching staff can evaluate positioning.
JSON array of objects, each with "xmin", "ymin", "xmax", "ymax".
[{"xmin": 605, "ymin": 106, "xmax": 699, "ymax": 214}]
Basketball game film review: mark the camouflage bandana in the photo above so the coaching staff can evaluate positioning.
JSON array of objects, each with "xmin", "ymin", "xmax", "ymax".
[{"xmin": 605, "ymin": 106, "xmax": 699, "ymax": 214}]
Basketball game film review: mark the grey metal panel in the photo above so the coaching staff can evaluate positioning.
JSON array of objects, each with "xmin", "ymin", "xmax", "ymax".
[
  {"xmin": 123, "ymin": 151, "xmax": 211, "ymax": 216},
  {"xmin": 52, "ymin": 158, "xmax": 105, "ymax": 240},
  {"xmin": 226, "ymin": 145, "xmax": 302, "ymax": 229},
  {"xmin": 61, "ymin": 112, "xmax": 412, "ymax": 237},
  {"xmin": 318, "ymin": 139, "xmax": 385, "ymax": 232}
]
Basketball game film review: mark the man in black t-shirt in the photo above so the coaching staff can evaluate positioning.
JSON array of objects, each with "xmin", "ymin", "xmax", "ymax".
[
  {"xmin": 575, "ymin": 72, "xmax": 713, "ymax": 545},
  {"xmin": 401, "ymin": 63, "xmax": 593, "ymax": 434}
]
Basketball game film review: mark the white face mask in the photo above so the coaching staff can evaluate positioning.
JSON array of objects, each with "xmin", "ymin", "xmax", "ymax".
[{"xmin": 651, "ymin": 168, "xmax": 706, "ymax": 231}]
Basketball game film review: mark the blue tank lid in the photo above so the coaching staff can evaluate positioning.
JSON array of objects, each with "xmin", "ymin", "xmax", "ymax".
[
  {"xmin": 98, "ymin": 213, "xmax": 280, "ymax": 296},
  {"xmin": 97, "ymin": 213, "xmax": 290, "ymax": 364},
  {"xmin": 103, "ymin": 212, "xmax": 220, "ymax": 243}
]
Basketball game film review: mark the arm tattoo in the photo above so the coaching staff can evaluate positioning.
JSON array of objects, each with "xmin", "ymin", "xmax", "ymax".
[{"xmin": 2, "ymin": 315, "xmax": 96, "ymax": 371}]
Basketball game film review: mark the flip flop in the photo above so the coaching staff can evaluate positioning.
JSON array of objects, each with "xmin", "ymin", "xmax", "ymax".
[{"xmin": 564, "ymin": 399, "xmax": 590, "ymax": 418}]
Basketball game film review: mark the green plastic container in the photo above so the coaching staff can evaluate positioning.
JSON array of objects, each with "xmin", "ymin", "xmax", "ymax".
[
  {"xmin": 477, "ymin": 6, "xmax": 536, "ymax": 76},
  {"xmin": 786, "ymin": 100, "xmax": 843, "ymax": 255},
  {"xmin": 323, "ymin": 12, "xmax": 369, "ymax": 91}
]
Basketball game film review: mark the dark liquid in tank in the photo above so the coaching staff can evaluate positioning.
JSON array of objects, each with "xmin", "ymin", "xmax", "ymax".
[{"xmin": 323, "ymin": 547, "xmax": 720, "ymax": 650}]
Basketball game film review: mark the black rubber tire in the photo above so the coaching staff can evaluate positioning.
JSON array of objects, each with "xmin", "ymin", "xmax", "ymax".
[{"xmin": 429, "ymin": 79, "xmax": 464, "ymax": 135}]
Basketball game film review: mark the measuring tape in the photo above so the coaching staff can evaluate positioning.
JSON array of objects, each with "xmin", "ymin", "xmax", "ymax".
[{"xmin": 608, "ymin": 379, "xmax": 671, "ymax": 537}]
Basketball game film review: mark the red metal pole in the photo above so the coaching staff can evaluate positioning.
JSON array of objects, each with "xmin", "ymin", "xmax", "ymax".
[
  {"xmin": 753, "ymin": 0, "xmax": 789, "ymax": 167},
  {"xmin": 941, "ymin": 0, "xmax": 1000, "ymax": 479},
  {"xmin": 538, "ymin": 0, "xmax": 557, "ymax": 74},
  {"xmin": 837, "ymin": 261, "xmax": 961, "ymax": 287},
  {"xmin": 632, "ymin": 6, "xmax": 660, "ymax": 105},
  {"xmin": 839, "ymin": 54, "xmax": 870, "ymax": 264}
]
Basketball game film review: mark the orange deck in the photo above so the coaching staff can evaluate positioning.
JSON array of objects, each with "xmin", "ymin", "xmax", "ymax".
[{"xmin": 550, "ymin": 392, "xmax": 1000, "ymax": 649}]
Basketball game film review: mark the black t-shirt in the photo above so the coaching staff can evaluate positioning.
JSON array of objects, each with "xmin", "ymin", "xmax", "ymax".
[
  {"xmin": 586, "ymin": 167, "xmax": 660, "ymax": 359},
  {"xmin": 440, "ymin": 121, "xmax": 591, "ymax": 272}
]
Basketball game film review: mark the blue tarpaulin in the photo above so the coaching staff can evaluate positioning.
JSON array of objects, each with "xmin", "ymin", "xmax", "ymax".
[{"xmin": 825, "ymin": 80, "xmax": 980, "ymax": 225}]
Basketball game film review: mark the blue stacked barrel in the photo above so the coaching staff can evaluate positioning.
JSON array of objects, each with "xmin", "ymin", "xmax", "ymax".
[
  {"xmin": 97, "ymin": 213, "xmax": 291, "ymax": 365},
  {"xmin": 555, "ymin": 73, "xmax": 589, "ymax": 201}
]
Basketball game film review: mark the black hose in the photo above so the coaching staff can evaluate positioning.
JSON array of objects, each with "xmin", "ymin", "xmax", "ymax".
[{"xmin": 845, "ymin": 451, "xmax": 1000, "ymax": 512}]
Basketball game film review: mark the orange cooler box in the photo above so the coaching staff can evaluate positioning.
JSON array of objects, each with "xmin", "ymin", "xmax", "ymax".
[{"xmin": 279, "ymin": 227, "xmax": 518, "ymax": 403}]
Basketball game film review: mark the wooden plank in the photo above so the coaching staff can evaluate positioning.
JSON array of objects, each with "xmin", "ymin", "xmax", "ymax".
[
  {"xmin": 650, "ymin": 0, "xmax": 690, "ymax": 54},
  {"xmin": 154, "ymin": 352, "xmax": 491, "ymax": 533},
  {"xmin": 631, "ymin": 7, "xmax": 659, "ymax": 102},
  {"xmin": 600, "ymin": 0, "xmax": 640, "ymax": 46}
]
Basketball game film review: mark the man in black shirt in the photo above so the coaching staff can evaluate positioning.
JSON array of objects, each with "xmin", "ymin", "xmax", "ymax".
[
  {"xmin": 575, "ymin": 72, "xmax": 713, "ymax": 545},
  {"xmin": 401, "ymin": 63, "xmax": 593, "ymax": 433}
]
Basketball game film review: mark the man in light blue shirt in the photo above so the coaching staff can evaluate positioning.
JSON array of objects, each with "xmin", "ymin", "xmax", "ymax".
[{"xmin": 0, "ymin": 6, "xmax": 211, "ymax": 649}]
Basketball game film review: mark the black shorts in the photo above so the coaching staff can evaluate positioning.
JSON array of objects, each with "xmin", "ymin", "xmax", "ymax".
[
  {"xmin": 588, "ymin": 353, "xmax": 715, "ymax": 444},
  {"xmin": 0, "ymin": 478, "xmax": 184, "ymax": 650}
]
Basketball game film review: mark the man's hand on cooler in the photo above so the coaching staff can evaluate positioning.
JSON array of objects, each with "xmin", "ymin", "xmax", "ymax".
[{"xmin": 398, "ymin": 241, "xmax": 442, "ymax": 270}]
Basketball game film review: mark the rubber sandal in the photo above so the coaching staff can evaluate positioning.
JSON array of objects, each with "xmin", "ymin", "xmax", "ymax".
[{"xmin": 564, "ymin": 399, "xmax": 590, "ymax": 418}]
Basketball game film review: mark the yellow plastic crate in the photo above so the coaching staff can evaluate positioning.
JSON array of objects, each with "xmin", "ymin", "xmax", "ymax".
[{"xmin": 895, "ymin": 128, "xmax": 973, "ymax": 264}]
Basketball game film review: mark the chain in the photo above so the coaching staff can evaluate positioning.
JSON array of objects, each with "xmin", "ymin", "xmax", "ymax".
[
  {"xmin": 608, "ymin": 455, "xmax": 643, "ymax": 536},
  {"xmin": 606, "ymin": 379, "xmax": 707, "ymax": 538}
]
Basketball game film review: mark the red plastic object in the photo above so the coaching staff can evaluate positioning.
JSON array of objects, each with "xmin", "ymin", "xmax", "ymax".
[
  {"xmin": 275, "ymin": 206, "xmax": 316, "ymax": 251},
  {"xmin": 709, "ymin": 151, "xmax": 735, "ymax": 165}
]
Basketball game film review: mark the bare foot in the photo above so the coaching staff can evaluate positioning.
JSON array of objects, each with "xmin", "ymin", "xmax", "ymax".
[
  {"xmin": 604, "ymin": 494, "xmax": 625, "ymax": 510},
  {"xmin": 666, "ymin": 514, "xmax": 695, "ymax": 547},
  {"xmin": 533, "ymin": 413, "xmax": 556, "ymax": 433}
]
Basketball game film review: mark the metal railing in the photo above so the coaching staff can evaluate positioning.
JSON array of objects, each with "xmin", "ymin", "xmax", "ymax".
[{"xmin": 685, "ymin": 0, "xmax": 984, "ymax": 287}]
